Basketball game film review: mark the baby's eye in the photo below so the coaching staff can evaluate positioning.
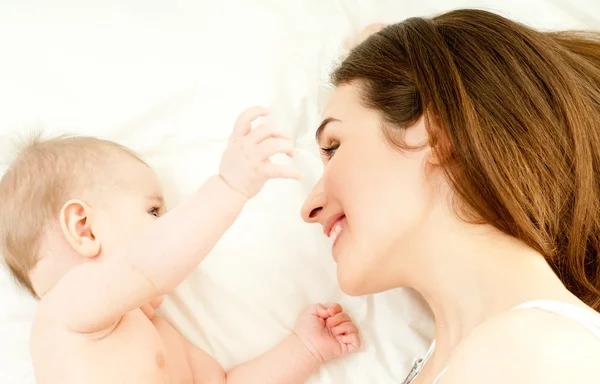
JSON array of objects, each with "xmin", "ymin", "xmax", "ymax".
[
  {"xmin": 320, "ymin": 141, "xmax": 340, "ymax": 160},
  {"xmin": 148, "ymin": 208, "xmax": 160, "ymax": 218}
]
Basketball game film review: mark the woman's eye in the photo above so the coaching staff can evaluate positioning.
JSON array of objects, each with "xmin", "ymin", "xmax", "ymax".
[
  {"xmin": 320, "ymin": 142, "xmax": 340, "ymax": 159},
  {"xmin": 148, "ymin": 208, "xmax": 160, "ymax": 218}
]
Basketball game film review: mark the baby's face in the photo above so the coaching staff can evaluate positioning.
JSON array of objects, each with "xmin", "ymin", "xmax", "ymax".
[{"xmin": 91, "ymin": 157, "xmax": 166, "ymax": 257}]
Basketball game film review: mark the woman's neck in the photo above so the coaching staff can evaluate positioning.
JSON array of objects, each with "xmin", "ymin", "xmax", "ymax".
[{"xmin": 401, "ymin": 214, "xmax": 572, "ymax": 363}]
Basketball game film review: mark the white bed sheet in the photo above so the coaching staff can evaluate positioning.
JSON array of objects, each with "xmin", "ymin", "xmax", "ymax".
[{"xmin": 0, "ymin": 1, "xmax": 597, "ymax": 383}]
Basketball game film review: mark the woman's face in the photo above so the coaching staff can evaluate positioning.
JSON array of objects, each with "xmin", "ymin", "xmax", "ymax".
[{"xmin": 301, "ymin": 83, "xmax": 440, "ymax": 295}]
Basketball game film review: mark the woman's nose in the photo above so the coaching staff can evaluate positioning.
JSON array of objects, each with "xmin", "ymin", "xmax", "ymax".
[{"xmin": 301, "ymin": 178, "xmax": 326, "ymax": 223}]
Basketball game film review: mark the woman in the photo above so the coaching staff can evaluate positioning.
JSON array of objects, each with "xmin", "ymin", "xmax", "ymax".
[{"xmin": 301, "ymin": 9, "xmax": 600, "ymax": 384}]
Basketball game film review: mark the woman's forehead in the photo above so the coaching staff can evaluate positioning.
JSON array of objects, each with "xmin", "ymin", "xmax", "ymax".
[{"xmin": 323, "ymin": 84, "xmax": 362, "ymax": 117}]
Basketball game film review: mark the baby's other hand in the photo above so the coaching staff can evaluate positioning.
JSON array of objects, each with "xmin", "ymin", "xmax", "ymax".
[
  {"xmin": 294, "ymin": 303, "xmax": 361, "ymax": 364},
  {"xmin": 219, "ymin": 107, "xmax": 301, "ymax": 199}
]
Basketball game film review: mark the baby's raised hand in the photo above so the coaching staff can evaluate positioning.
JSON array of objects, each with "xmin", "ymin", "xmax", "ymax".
[
  {"xmin": 294, "ymin": 303, "xmax": 361, "ymax": 364},
  {"xmin": 219, "ymin": 106, "xmax": 301, "ymax": 199}
]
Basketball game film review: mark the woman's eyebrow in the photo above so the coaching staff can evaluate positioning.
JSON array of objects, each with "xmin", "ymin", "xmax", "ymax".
[{"xmin": 315, "ymin": 117, "xmax": 341, "ymax": 144}]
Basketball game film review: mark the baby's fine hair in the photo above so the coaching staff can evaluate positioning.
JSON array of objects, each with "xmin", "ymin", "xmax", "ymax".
[{"xmin": 0, "ymin": 134, "xmax": 145, "ymax": 297}]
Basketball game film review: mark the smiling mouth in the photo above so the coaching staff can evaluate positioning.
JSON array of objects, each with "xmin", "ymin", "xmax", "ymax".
[{"xmin": 329, "ymin": 215, "xmax": 346, "ymax": 249}]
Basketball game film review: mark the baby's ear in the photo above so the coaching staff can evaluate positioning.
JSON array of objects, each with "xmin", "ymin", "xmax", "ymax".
[{"xmin": 59, "ymin": 199, "xmax": 101, "ymax": 259}]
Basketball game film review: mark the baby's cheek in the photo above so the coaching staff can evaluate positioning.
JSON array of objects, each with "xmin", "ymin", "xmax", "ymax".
[{"xmin": 96, "ymin": 216, "xmax": 135, "ymax": 247}]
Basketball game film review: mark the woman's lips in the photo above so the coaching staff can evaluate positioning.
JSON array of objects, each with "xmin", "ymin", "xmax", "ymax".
[{"xmin": 329, "ymin": 216, "xmax": 346, "ymax": 259}]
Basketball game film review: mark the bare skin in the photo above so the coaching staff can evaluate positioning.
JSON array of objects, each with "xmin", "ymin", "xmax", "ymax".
[
  {"xmin": 301, "ymin": 64, "xmax": 600, "ymax": 384},
  {"xmin": 301, "ymin": 23, "xmax": 600, "ymax": 384},
  {"xmin": 32, "ymin": 297, "xmax": 354, "ymax": 384},
  {"xmin": 26, "ymin": 107, "xmax": 360, "ymax": 384}
]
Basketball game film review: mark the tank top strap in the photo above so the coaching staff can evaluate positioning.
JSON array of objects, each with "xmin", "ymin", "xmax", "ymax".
[{"xmin": 511, "ymin": 300, "xmax": 600, "ymax": 339}]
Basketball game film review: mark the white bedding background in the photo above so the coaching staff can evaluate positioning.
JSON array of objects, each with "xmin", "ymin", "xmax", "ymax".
[{"xmin": 0, "ymin": 1, "xmax": 598, "ymax": 383}]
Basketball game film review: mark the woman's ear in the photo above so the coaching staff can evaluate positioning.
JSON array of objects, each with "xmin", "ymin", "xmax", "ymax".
[
  {"xmin": 423, "ymin": 114, "xmax": 451, "ymax": 167},
  {"xmin": 59, "ymin": 199, "xmax": 101, "ymax": 259},
  {"xmin": 427, "ymin": 146, "xmax": 443, "ymax": 166}
]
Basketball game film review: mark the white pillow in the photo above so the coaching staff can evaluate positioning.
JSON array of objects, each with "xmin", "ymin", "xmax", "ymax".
[
  {"xmin": 0, "ymin": 2, "xmax": 433, "ymax": 383},
  {"xmin": 2, "ymin": 0, "xmax": 594, "ymax": 383}
]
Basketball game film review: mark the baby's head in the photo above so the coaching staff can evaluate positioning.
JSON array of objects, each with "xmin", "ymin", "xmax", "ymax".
[{"xmin": 0, "ymin": 135, "xmax": 166, "ymax": 298}]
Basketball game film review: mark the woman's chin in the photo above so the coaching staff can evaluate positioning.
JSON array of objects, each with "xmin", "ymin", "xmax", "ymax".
[
  {"xmin": 336, "ymin": 261, "xmax": 379, "ymax": 296},
  {"xmin": 337, "ymin": 260, "xmax": 395, "ymax": 296}
]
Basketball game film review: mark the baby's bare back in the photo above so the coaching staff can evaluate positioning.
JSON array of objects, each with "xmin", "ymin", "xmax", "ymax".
[{"xmin": 31, "ymin": 308, "xmax": 196, "ymax": 384}]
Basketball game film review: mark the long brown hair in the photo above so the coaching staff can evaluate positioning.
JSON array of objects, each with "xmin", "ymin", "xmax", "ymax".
[{"xmin": 333, "ymin": 9, "xmax": 600, "ymax": 310}]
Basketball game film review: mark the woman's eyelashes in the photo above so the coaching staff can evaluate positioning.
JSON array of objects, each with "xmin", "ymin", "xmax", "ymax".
[{"xmin": 320, "ymin": 141, "xmax": 340, "ymax": 159}]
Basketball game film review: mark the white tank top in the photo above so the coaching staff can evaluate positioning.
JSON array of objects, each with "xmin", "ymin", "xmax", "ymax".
[{"xmin": 402, "ymin": 300, "xmax": 600, "ymax": 384}]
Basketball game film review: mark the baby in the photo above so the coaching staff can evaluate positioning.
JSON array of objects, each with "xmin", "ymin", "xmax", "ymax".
[{"xmin": 0, "ymin": 107, "xmax": 360, "ymax": 384}]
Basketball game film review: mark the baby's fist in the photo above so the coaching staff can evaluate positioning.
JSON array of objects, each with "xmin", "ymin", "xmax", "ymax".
[
  {"xmin": 294, "ymin": 303, "xmax": 361, "ymax": 364},
  {"xmin": 219, "ymin": 106, "xmax": 301, "ymax": 199}
]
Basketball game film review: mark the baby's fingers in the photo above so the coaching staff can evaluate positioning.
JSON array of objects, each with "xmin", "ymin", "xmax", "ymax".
[
  {"xmin": 326, "ymin": 312, "xmax": 351, "ymax": 327},
  {"xmin": 261, "ymin": 163, "xmax": 302, "ymax": 180},
  {"xmin": 313, "ymin": 304, "xmax": 330, "ymax": 319},
  {"xmin": 257, "ymin": 138, "xmax": 295, "ymax": 160},
  {"xmin": 247, "ymin": 123, "xmax": 292, "ymax": 144},
  {"xmin": 233, "ymin": 106, "xmax": 270, "ymax": 137},
  {"xmin": 332, "ymin": 321, "xmax": 358, "ymax": 336},
  {"xmin": 341, "ymin": 333, "xmax": 361, "ymax": 351},
  {"xmin": 327, "ymin": 303, "xmax": 343, "ymax": 316}
]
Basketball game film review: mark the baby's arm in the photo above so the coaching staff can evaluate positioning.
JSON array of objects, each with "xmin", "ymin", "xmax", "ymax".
[
  {"xmin": 187, "ymin": 334, "xmax": 318, "ymax": 384},
  {"xmin": 44, "ymin": 107, "xmax": 299, "ymax": 334},
  {"xmin": 185, "ymin": 304, "xmax": 360, "ymax": 384}
]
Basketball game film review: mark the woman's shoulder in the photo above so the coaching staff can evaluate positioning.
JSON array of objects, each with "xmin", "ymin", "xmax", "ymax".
[{"xmin": 438, "ymin": 305, "xmax": 600, "ymax": 384}]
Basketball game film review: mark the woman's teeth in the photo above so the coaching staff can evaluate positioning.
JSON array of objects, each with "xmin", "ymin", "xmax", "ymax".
[{"xmin": 330, "ymin": 220, "xmax": 344, "ymax": 244}]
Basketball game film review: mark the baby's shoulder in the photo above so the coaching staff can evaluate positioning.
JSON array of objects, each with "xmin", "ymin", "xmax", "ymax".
[
  {"xmin": 439, "ymin": 308, "xmax": 600, "ymax": 384},
  {"xmin": 29, "ymin": 298, "xmax": 82, "ymax": 368},
  {"xmin": 32, "ymin": 291, "xmax": 125, "ymax": 340}
]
